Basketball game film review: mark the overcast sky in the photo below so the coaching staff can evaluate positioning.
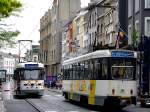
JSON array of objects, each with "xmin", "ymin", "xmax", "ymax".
[{"xmin": 2, "ymin": 0, "xmax": 90, "ymax": 55}]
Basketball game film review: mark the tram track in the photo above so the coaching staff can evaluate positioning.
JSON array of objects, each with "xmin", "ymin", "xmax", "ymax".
[{"xmin": 25, "ymin": 99, "xmax": 44, "ymax": 112}]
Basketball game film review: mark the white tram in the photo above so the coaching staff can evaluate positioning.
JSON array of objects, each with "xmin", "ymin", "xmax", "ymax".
[
  {"xmin": 13, "ymin": 62, "xmax": 45, "ymax": 96},
  {"xmin": 62, "ymin": 50, "xmax": 137, "ymax": 108}
]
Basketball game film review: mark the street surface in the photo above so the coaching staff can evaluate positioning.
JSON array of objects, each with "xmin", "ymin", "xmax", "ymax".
[{"xmin": 3, "ymin": 88, "xmax": 150, "ymax": 112}]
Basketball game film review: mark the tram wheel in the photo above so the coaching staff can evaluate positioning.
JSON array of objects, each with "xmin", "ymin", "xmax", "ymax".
[
  {"xmin": 103, "ymin": 97, "xmax": 121, "ymax": 111},
  {"xmin": 80, "ymin": 96, "xmax": 88, "ymax": 107},
  {"xmin": 64, "ymin": 93, "xmax": 68, "ymax": 100},
  {"xmin": 141, "ymin": 102, "xmax": 146, "ymax": 107}
]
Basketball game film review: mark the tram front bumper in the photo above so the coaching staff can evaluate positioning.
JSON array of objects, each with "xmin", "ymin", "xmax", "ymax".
[{"xmin": 20, "ymin": 90, "xmax": 44, "ymax": 96}]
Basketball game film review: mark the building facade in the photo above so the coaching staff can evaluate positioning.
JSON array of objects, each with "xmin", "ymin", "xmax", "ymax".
[
  {"xmin": 40, "ymin": 0, "xmax": 81, "ymax": 76},
  {"xmin": 40, "ymin": 9, "xmax": 51, "ymax": 75},
  {"xmin": 0, "ymin": 52, "xmax": 16, "ymax": 76},
  {"xmin": 128, "ymin": 0, "xmax": 150, "ymax": 47},
  {"xmin": 73, "ymin": 9, "xmax": 89, "ymax": 55},
  {"xmin": 62, "ymin": 0, "xmax": 119, "ymax": 61},
  {"xmin": 62, "ymin": 8, "xmax": 89, "ymax": 61},
  {"xmin": 87, "ymin": 0, "xmax": 118, "ymax": 51}
]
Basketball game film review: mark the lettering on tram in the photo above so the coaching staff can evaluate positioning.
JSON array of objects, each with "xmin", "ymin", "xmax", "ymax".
[
  {"xmin": 13, "ymin": 62, "xmax": 45, "ymax": 97},
  {"xmin": 62, "ymin": 50, "xmax": 137, "ymax": 109}
]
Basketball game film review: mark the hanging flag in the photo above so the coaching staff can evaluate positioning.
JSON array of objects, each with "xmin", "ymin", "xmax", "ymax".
[{"xmin": 115, "ymin": 31, "xmax": 128, "ymax": 49}]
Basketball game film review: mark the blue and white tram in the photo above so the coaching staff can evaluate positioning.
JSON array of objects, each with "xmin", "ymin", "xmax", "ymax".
[
  {"xmin": 13, "ymin": 62, "xmax": 45, "ymax": 96},
  {"xmin": 62, "ymin": 50, "xmax": 137, "ymax": 108}
]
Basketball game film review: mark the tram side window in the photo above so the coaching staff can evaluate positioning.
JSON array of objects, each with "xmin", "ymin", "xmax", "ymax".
[
  {"xmin": 72, "ymin": 64, "xmax": 76, "ymax": 79},
  {"xmin": 63, "ymin": 68, "xmax": 68, "ymax": 80},
  {"xmin": 80, "ymin": 62, "xmax": 85, "ymax": 79},
  {"xmin": 76, "ymin": 62, "xmax": 85, "ymax": 80},
  {"xmin": 84, "ymin": 61, "xmax": 89, "ymax": 80},
  {"xmin": 76, "ymin": 63, "xmax": 80, "ymax": 80},
  {"xmin": 89, "ymin": 60, "xmax": 94, "ymax": 80},
  {"xmin": 101, "ymin": 58, "xmax": 108, "ymax": 79},
  {"xmin": 93, "ymin": 59, "xmax": 101, "ymax": 79},
  {"xmin": 64, "ymin": 66, "xmax": 70, "ymax": 80},
  {"xmin": 68, "ymin": 65, "xmax": 71, "ymax": 80},
  {"xmin": 69, "ymin": 65, "xmax": 73, "ymax": 80}
]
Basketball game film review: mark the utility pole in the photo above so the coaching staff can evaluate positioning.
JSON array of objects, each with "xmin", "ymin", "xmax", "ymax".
[{"xmin": 18, "ymin": 40, "xmax": 32, "ymax": 63}]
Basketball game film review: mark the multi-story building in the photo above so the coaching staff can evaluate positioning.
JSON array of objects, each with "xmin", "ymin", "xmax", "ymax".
[
  {"xmin": 0, "ymin": 52, "xmax": 16, "ymax": 76},
  {"xmin": 40, "ymin": 0, "xmax": 81, "ymax": 76},
  {"xmin": 86, "ymin": 2, "xmax": 99, "ymax": 52},
  {"xmin": 86, "ymin": 0, "xmax": 118, "ymax": 52},
  {"xmin": 73, "ymin": 9, "xmax": 89, "ymax": 55},
  {"xmin": 40, "ymin": 9, "xmax": 51, "ymax": 75},
  {"xmin": 128, "ymin": 0, "xmax": 150, "ymax": 47},
  {"xmin": 62, "ymin": 0, "xmax": 118, "ymax": 60},
  {"xmin": 62, "ymin": 8, "xmax": 89, "ymax": 61}
]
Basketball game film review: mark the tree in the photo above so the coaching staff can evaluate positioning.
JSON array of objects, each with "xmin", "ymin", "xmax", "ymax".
[{"xmin": 0, "ymin": 0, "xmax": 22, "ymax": 47}]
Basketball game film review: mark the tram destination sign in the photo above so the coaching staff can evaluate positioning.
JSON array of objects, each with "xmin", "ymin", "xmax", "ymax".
[
  {"xmin": 111, "ymin": 51, "xmax": 134, "ymax": 58},
  {"xmin": 25, "ymin": 64, "xmax": 38, "ymax": 69}
]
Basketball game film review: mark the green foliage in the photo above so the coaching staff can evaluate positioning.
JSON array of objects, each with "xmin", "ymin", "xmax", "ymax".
[
  {"xmin": 0, "ymin": 0, "xmax": 22, "ymax": 17},
  {"xmin": 132, "ymin": 28, "xmax": 139, "ymax": 48},
  {"xmin": 0, "ymin": 30, "xmax": 20, "ymax": 47},
  {"xmin": 0, "ymin": 0, "xmax": 22, "ymax": 47}
]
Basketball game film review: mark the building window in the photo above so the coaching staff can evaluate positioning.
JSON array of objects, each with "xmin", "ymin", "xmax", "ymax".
[
  {"xmin": 109, "ymin": 33, "xmax": 112, "ymax": 44},
  {"xmin": 128, "ymin": 25, "xmax": 132, "ymax": 45},
  {"xmin": 54, "ymin": 50, "xmax": 55, "ymax": 60},
  {"xmin": 135, "ymin": 20, "xmax": 139, "ymax": 32},
  {"xmin": 145, "ymin": 0, "xmax": 150, "ymax": 8},
  {"xmin": 109, "ymin": 13, "xmax": 113, "ymax": 23},
  {"xmin": 52, "ymin": 51, "xmax": 53, "ymax": 60},
  {"xmin": 128, "ymin": 0, "xmax": 132, "ymax": 17},
  {"xmin": 135, "ymin": 0, "xmax": 139, "ymax": 12},
  {"xmin": 145, "ymin": 17, "xmax": 150, "ymax": 36}
]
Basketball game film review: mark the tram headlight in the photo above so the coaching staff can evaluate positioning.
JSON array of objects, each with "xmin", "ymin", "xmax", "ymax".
[
  {"xmin": 24, "ymin": 84, "xmax": 27, "ymax": 86},
  {"xmin": 38, "ymin": 83, "xmax": 41, "ymax": 86}
]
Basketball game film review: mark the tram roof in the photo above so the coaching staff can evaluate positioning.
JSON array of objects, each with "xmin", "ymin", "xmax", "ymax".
[
  {"xmin": 63, "ymin": 50, "xmax": 137, "ymax": 65},
  {"xmin": 15, "ymin": 61, "xmax": 44, "ymax": 68}
]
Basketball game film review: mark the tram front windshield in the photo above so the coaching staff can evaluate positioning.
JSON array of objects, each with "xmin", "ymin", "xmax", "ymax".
[
  {"xmin": 20, "ymin": 69, "xmax": 44, "ymax": 80},
  {"xmin": 111, "ymin": 58, "xmax": 136, "ymax": 80}
]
